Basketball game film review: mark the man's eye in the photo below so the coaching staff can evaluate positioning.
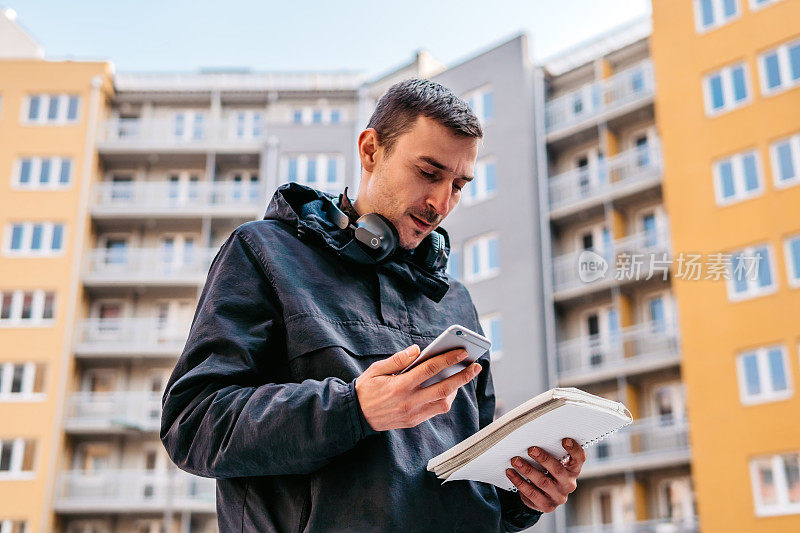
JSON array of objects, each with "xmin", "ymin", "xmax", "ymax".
[
  {"xmin": 453, "ymin": 183, "xmax": 463, "ymax": 192},
  {"xmin": 419, "ymin": 170, "xmax": 436, "ymax": 179}
]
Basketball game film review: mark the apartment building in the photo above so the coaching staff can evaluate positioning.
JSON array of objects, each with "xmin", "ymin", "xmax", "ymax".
[
  {"xmin": 0, "ymin": 8, "xmax": 113, "ymax": 533},
  {"xmin": 535, "ymin": 18, "xmax": 696, "ymax": 532},
  {"xmin": 651, "ymin": 0, "xmax": 800, "ymax": 531}
]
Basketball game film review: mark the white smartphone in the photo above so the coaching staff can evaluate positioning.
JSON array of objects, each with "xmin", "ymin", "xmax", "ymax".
[{"xmin": 399, "ymin": 325, "xmax": 491, "ymax": 388}]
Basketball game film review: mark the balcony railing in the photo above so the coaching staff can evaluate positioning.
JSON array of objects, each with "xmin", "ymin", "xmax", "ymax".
[
  {"xmin": 581, "ymin": 415, "xmax": 690, "ymax": 477},
  {"xmin": 552, "ymin": 228, "xmax": 671, "ymax": 296},
  {"xmin": 548, "ymin": 142, "xmax": 662, "ymax": 213},
  {"xmin": 545, "ymin": 60, "xmax": 654, "ymax": 133},
  {"xmin": 64, "ymin": 391, "xmax": 162, "ymax": 432},
  {"xmin": 54, "ymin": 469, "xmax": 215, "ymax": 513},
  {"xmin": 90, "ymin": 180, "xmax": 264, "ymax": 215},
  {"xmin": 566, "ymin": 517, "xmax": 699, "ymax": 533},
  {"xmin": 99, "ymin": 117, "xmax": 265, "ymax": 147},
  {"xmin": 74, "ymin": 318, "xmax": 191, "ymax": 356},
  {"xmin": 556, "ymin": 321, "xmax": 679, "ymax": 384},
  {"xmin": 83, "ymin": 247, "xmax": 217, "ymax": 284}
]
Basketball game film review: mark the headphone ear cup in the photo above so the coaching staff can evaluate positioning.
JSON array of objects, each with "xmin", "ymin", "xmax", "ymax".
[
  {"xmin": 354, "ymin": 213, "xmax": 399, "ymax": 262},
  {"xmin": 414, "ymin": 231, "xmax": 448, "ymax": 271}
]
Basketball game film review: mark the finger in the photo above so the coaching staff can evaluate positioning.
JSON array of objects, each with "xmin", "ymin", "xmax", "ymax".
[
  {"xmin": 562, "ymin": 438, "xmax": 586, "ymax": 474},
  {"xmin": 402, "ymin": 348, "xmax": 469, "ymax": 387},
  {"xmin": 511, "ymin": 457, "xmax": 569, "ymax": 505},
  {"xmin": 505, "ymin": 469, "xmax": 557, "ymax": 513},
  {"xmin": 527, "ymin": 446, "xmax": 566, "ymax": 481},
  {"xmin": 369, "ymin": 344, "xmax": 420, "ymax": 375},
  {"xmin": 519, "ymin": 491, "xmax": 544, "ymax": 512},
  {"xmin": 415, "ymin": 362, "xmax": 481, "ymax": 404}
]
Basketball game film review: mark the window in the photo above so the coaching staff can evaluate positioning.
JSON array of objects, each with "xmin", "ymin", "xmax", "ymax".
[
  {"xmin": 737, "ymin": 346, "xmax": 791, "ymax": 404},
  {"xmin": 480, "ymin": 314, "xmax": 503, "ymax": 359},
  {"xmin": 750, "ymin": 453, "xmax": 800, "ymax": 516},
  {"xmin": 330, "ymin": 109, "xmax": 341, "ymax": 123},
  {"xmin": 172, "ymin": 111, "xmax": 206, "ymax": 141},
  {"xmin": 3, "ymin": 223, "xmax": 66, "ymax": 256},
  {"xmin": 0, "ymin": 290, "xmax": 56, "ymax": 325},
  {"xmin": 22, "ymin": 94, "xmax": 80, "ymax": 124},
  {"xmin": 0, "ymin": 520, "xmax": 27, "ymax": 533},
  {"xmin": 232, "ymin": 110, "xmax": 264, "ymax": 140},
  {"xmin": 464, "ymin": 233, "xmax": 500, "ymax": 283},
  {"xmin": 703, "ymin": 63, "xmax": 750, "ymax": 115},
  {"xmin": 464, "ymin": 158, "xmax": 497, "ymax": 205},
  {"xmin": 713, "ymin": 150, "xmax": 763, "ymax": 204},
  {"xmin": 464, "ymin": 86, "xmax": 494, "ymax": 123},
  {"xmin": 727, "ymin": 244, "xmax": 776, "ymax": 300},
  {"xmin": 0, "ymin": 439, "xmax": 36, "ymax": 478},
  {"xmin": 12, "ymin": 157, "xmax": 73, "ymax": 189},
  {"xmin": 785, "ymin": 234, "xmax": 800, "ymax": 287},
  {"xmin": 446, "ymin": 248, "xmax": 460, "ymax": 280},
  {"xmin": 758, "ymin": 39, "xmax": 800, "ymax": 96},
  {"xmin": 749, "ymin": 0, "xmax": 782, "ymax": 9},
  {"xmin": 0, "ymin": 362, "xmax": 46, "ymax": 400},
  {"xmin": 771, "ymin": 132, "xmax": 800, "ymax": 188},
  {"xmin": 312, "ymin": 110, "xmax": 323, "ymax": 124},
  {"xmin": 283, "ymin": 154, "xmax": 344, "ymax": 194},
  {"xmin": 292, "ymin": 109, "xmax": 303, "ymax": 124},
  {"xmin": 694, "ymin": 0, "xmax": 740, "ymax": 32}
]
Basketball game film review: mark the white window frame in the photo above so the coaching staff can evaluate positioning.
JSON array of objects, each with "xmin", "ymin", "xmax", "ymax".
[
  {"xmin": 703, "ymin": 62, "xmax": 752, "ymax": 117},
  {"xmin": 757, "ymin": 38, "xmax": 800, "ymax": 97},
  {"xmin": 464, "ymin": 233, "xmax": 500, "ymax": 283},
  {"xmin": 463, "ymin": 85, "xmax": 493, "ymax": 123},
  {"xmin": 693, "ymin": 0, "xmax": 741, "ymax": 33},
  {"xmin": 281, "ymin": 154, "xmax": 344, "ymax": 195},
  {"xmin": 479, "ymin": 313, "xmax": 503, "ymax": 361},
  {"xmin": 736, "ymin": 345, "xmax": 793, "ymax": 405},
  {"xmin": 0, "ymin": 362, "xmax": 45, "ymax": 402},
  {"xmin": 463, "ymin": 157, "xmax": 497, "ymax": 206},
  {"xmin": 750, "ymin": 453, "xmax": 800, "ymax": 516},
  {"xmin": 289, "ymin": 107, "xmax": 343, "ymax": 125},
  {"xmin": 172, "ymin": 110, "xmax": 207, "ymax": 142},
  {"xmin": 784, "ymin": 233, "xmax": 800, "ymax": 288},
  {"xmin": 21, "ymin": 94, "xmax": 81, "ymax": 125},
  {"xmin": 0, "ymin": 438, "xmax": 35, "ymax": 480},
  {"xmin": 11, "ymin": 156, "xmax": 73, "ymax": 189},
  {"xmin": 770, "ymin": 132, "xmax": 800, "ymax": 189},
  {"xmin": 0, "ymin": 290, "xmax": 57, "ymax": 327},
  {"xmin": 749, "ymin": 0, "xmax": 782, "ymax": 9},
  {"xmin": 726, "ymin": 243, "xmax": 778, "ymax": 301},
  {"xmin": 229, "ymin": 109, "xmax": 265, "ymax": 140},
  {"xmin": 3, "ymin": 222, "xmax": 66, "ymax": 257},
  {"xmin": 712, "ymin": 149, "xmax": 764, "ymax": 205},
  {"xmin": 0, "ymin": 520, "xmax": 29, "ymax": 533},
  {"xmin": 445, "ymin": 246, "xmax": 461, "ymax": 281}
]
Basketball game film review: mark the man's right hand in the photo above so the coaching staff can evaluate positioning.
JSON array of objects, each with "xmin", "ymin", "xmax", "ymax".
[{"xmin": 354, "ymin": 344, "xmax": 482, "ymax": 432}]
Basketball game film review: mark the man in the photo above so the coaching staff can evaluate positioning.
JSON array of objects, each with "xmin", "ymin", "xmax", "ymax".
[{"xmin": 161, "ymin": 78, "xmax": 584, "ymax": 532}]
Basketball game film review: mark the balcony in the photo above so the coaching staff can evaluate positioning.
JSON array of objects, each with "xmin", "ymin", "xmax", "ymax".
[
  {"xmin": 90, "ymin": 180, "xmax": 265, "ymax": 218},
  {"xmin": 566, "ymin": 517, "xmax": 699, "ymax": 533},
  {"xmin": 545, "ymin": 60, "xmax": 654, "ymax": 138},
  {"xmin": 548, "ymin": 142, "xmax": 662, "ymax": 220},
  {"xmin": 552, "ymin": 228, "xmax": 671, "ymax": 302},
  {"xmin": 98, "ymin": 116, "xmax": 265, "ymax": 153},
  {"xmin": 580, "ymin": 415, "xmax": 691, "ymax": 478},
  {"xmin": 83, "ymin": 247, "xmax": 217, "ymax": 287},
  {"xmin": 74, "ymin": 318, "xmax": 190, "ymax": 358},
  {"xmin": 64, "ymin": 391, "xmax": 161, "ymax": 434},
  {"xmin": 54, "ymin": 469, "xmax": 215, "ymax": 514},
  {"xmin": 556, "ymin": 321, "xmax": 680, "ymax": 387}
]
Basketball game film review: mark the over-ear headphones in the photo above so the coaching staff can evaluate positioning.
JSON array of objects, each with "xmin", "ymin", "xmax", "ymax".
[{"xmin": 325, "ymin": 190, "xmax": 448, "ymax": 272}]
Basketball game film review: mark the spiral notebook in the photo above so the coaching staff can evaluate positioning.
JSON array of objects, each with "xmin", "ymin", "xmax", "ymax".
[{"xmin": 427, "ymin": 387, "xmax": 633, "ymax": 492}]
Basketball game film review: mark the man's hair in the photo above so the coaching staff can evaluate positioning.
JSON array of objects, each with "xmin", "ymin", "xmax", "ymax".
[{"xmin": 366, "ymin": 78, "xmax": 483, "ymax": 154}]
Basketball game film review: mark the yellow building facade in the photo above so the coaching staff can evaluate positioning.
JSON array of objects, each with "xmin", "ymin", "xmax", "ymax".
[
  {"xmin": 0, "ymin": 29, "xmax": 112, "ymax": 532},
  {"xmin": 651, "ymin": 0, "xmax": 800, "ymax": 531}
]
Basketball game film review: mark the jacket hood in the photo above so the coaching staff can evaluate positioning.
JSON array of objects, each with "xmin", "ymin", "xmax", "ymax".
[{"xmin": 263, "ymin": 183, "xmax": 451, "ymax": 302}]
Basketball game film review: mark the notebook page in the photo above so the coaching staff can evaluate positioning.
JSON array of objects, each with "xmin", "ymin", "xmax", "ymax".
[{"xmin": 443, "ymin": 402, "xmax": 631, "ymax": 492}]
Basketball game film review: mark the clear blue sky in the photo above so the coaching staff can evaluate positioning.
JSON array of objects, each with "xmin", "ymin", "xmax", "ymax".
[{"xmin": 7, "ymin": 0, "xmax": 651, "ymax": 76}]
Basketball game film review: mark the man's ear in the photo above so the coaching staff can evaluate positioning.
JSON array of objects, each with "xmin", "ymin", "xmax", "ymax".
[{"xmin": 358, "ymin": 129, "xmax": 380, "ymax": 173}]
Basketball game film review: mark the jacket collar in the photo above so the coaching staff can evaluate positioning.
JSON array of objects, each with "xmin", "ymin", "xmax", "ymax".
[{"xmin": 263, "ymin": 183, "xmax": 451, "ymax": 302}]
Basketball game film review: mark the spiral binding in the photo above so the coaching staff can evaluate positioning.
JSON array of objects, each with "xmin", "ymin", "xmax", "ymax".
[{"xmin": 558, "ymin": 406, "xmax": 633, "ymax": 464}]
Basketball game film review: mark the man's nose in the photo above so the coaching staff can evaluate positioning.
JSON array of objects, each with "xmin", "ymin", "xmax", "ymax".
[{"xmin": 426, "ymin": 182, "xmax": 451, "ymax": 216}]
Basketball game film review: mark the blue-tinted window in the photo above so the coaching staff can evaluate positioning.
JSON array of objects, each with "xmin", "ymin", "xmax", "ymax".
[
  {"xmin": 292, "ymin": 110, "xmax": 303, "ymax": 124},
  {"xmin": 19, "ymin": 159, "xmax": 32, "ymax": 184},
  {"xmin": 59, "ymin": 159, "xmax": 71, "ymax": 184},
  {"xmin": 47, "ymin": 96, "xmax": 59, "ymax": 120},
  {"xmin": 743, "ymin": 354, "xmax": 761, "ymax": 395},
  {"xmin": 490, "ymin": 319, "xmax": 503, "ymax": 353},
  {"xmin": 288, "ymin": 158, "xmax": 298, "ymax": 182},
  {"xmin": 709, "ymin": 75, "xmax": 724, "ymax": 110},
  {"xmin": 51, "ymin": 224, "xmax": 64, "ymax": 250},
  {"xmin": 28, "ymin": 96, "xmax": 41, "ymax": 120},
  {"xmin": 312, "ymin": 110, "xmax": 322, "ymax": 124},
  {"xmin": 67, "ymin": 96, "xmax": 79, "ymax": 120},
  {"xmin": 789, "ymin": 44, "xmax": 800, "ymax": 82},
  {"xmin": 755, "ymin": 247, "xmax": 772, "ymax": 288},
  {"xmin": 722, "ymin": 0, "xmax": 737, "ymax": 17},
  {"xmin": 488, "ymin": 238, "xmax": 499, "ymax": 270},
  {"xmin": 330, "ymin": 110, "xmax": 340, "ymax": 123},
  {"xmin": 608, "ymin": 308, "xmax": 620, "ymax": 341},
  {"xmin": 631, "ymin": 71, "xmax": 644, "ymax": 93},
  {"xmin": 742, "ymin": 153, "xmax": 759, "ymax": 191},
  {"xmin": 30, "ymin": 224, "xmax": 43, "ymax": 250},
  {"xmin": 482, "ymin": 91, "xmax": 494, "ymax": 121},
  {"xmin": 731, "ymin": 66, "xmax": 747, "ymax": 102},
  {"xmin": 10, "ymin": 225, "xmax": 24, "ymax": 250},
  {"xmin": 307, "ymin": 159, "xmax": 317, "ymax": 183},
  {"xmin": 643, "ymin": 213, "xmax": 658, "ymax": 247},
  {"xmin": 700, "ymin": 0, "xmax": 714, "ymax": 27},
  {"xmin": 789, "ymin": 237, "xmax": 800, "ymax": 281},
  {"xmin": 764, "ymin": 53, "xmax": 782, "ymax": 89},
  {"xmin": 174, "ymin": 114, "xmax": 185, "ymax": 137},
  {"xmin": 776, "ymin": 142, "xmax": 796, "ymax": 182},
  {"xmin": 39, "ymin": 159, "xmax": 51, "ymax": 184},
  {"xmin": 327, "ymin": 158, "xmax": 337, "ymax": 184},
  {"xmin": 719, "ymin": 160, "xmax": 736, "ymax": 198},
  {"xmin": 471, "ymin": 244, "xmax": 480, "ymax": 275},
  {"xmin": 446, "ymin": 249, "xmax": 460, "ymax": 280},
  {"xmin": 485, "ymin": 162, "xmax": 496, "ymax": 193},
  {"xmin": 733, "ymin": 253, "xmax": 748, "ymax": 293},
  {"xmin": 192, "ymin": 114, "xmax": 204, "ymax": 140},
  {"xmin": 768, "ymin": 348, "xmax": 788, "ymax": 391},
  {"xmin": 649, "ymin": 297, "xmax": 665, "ymax": 332}
]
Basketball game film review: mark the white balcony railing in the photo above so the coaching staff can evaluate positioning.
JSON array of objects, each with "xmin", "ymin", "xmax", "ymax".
[
  {"xmin": 91, "ymin": 180, "xmax": 264, "ymax": 214},
  {"xmin": 552, "ymin": 228, "xmax": 671, "ymax": 296},
  {"xmin": 582, "ymin": 415, "xmax": 691, "ymax": 476},
  {"xmin": 55, "ymin": 469, "xmax": 215, "ymax": 512},
  {"xmin": 566, "ymin": 517, "xmax": 699, "ymax": 533},
  {"xmin": 99, "ymin": 116, "xmax": 265, "ymax": 147},
  {"xmin": 74, "ymin": 318, "xmax": 191, "ymax": 355},
  {"xmin": 65, "ymin": 391, "xmax": 162, "ymax": 432},
  {"xmin": 548, "ymin": 141, "xmax": 662, "ymax": 212},
  {"xmin": 545, "ymin": 60, "xmax": 654, "ymax": 133},
  {"xmin": 556, "ymin": 321, "xmax": 679, "ymax": 382},
  {"xmin": 83, "ymin": 247, "xmax": 217, "ymax": 284}
]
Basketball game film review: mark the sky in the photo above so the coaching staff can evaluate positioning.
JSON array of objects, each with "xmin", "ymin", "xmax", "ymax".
[{"xmin": 7, "ymin": 0, "xmax": 651, "ymax": 76}]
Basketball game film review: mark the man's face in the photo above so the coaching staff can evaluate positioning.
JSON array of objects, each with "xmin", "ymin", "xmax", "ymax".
[{"xmin": 355, "ymin": 116, "xmax": 479, "ymax": 250}]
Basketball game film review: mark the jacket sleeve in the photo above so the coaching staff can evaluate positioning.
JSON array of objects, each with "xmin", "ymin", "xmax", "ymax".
[
  {"xmin": 160, "ymin": 229, "xmax": 375, "ymax": 479},
  {"xmin": 472, "ymin": 310, "xmax": 543, "ymax": 532}
]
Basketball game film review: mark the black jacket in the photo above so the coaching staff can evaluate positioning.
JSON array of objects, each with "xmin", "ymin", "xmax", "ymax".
[{"xmin": 160, "ymin": 184, "xmax": 542, "ymax": 532}]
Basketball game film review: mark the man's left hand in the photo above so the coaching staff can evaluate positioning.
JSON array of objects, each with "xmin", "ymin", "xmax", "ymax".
[{"xmin": 505, "ymin": 438, "xmax": 585, "ymax": 513}]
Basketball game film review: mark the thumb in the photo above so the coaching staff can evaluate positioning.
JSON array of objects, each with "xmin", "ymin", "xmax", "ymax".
[{"xmin": 372, "ymin": 344, "xmax": 420, "ymax": 375}]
